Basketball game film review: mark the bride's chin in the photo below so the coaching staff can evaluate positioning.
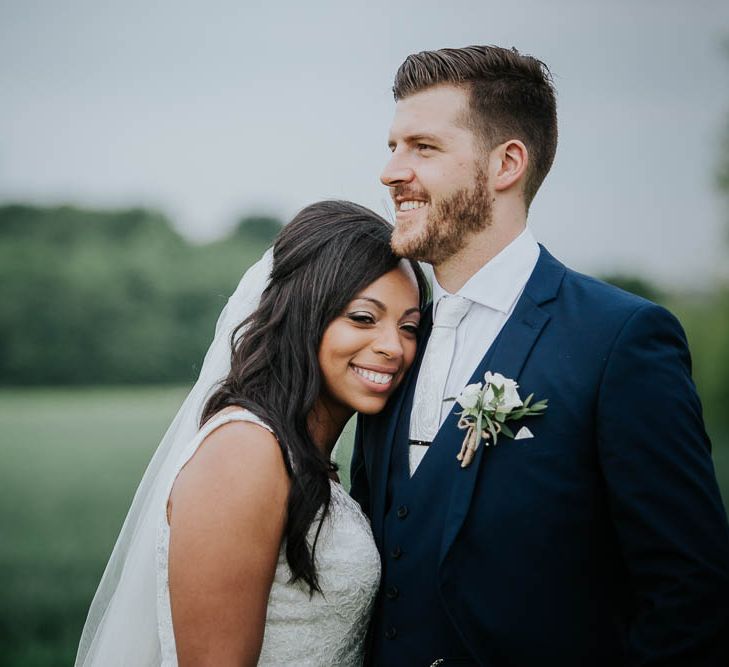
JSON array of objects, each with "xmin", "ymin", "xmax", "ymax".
[{"xmin": 349, "ymin": 393, "xmax": 391, "ymax": 416}]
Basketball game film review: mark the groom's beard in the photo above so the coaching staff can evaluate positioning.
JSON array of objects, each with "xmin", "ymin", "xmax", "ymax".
[{"xmin": 391, "ymin": 166, "xmax": 493, "ymax": 265}]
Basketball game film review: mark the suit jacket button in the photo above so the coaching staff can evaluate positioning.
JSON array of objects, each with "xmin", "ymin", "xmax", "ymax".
[
  {"xmin": 396, "ymin": 505, "xmax": 408, "ymax": 519},
  {"xmin": 385, "ymin": 627, "xmax": 397, "ymax": 640},
  {"xmin": 386, "ymin": 585, "xmax": 399, "ymax": 599},
  {"xmin": 390, "ymin": 545, "xmax": 402, "ymax": 559}
]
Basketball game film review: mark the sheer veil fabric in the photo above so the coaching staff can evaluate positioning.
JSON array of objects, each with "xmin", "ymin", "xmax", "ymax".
[{"xmin": 75, "ymin": 249, "xmax": 273, "ymax": 666}]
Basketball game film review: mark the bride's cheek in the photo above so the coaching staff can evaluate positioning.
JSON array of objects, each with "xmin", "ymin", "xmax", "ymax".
[{"xmin": 404, "ymin": 340, "xmax": 418, "ymax": 368}]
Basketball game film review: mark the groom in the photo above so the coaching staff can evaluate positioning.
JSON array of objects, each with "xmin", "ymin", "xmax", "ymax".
[{"xmin": 351, "ymin": 45, "xmax": 729, "ymax": 666}]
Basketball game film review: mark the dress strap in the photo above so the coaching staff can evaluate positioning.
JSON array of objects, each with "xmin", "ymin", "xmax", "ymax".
[
  {"xmin": 199, "ymin": 408, "xmax": 275, "ymax": 439},
  {"xmin": 166, "ymin": 408, "xmax": 276, "ymax": 500}
]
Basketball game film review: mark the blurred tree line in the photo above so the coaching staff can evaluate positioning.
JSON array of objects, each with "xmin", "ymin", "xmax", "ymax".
[
  {"xmin": 600, "ymin": 275, "xmax": 729, "ymax": 436},
  {"xmin": 1, "ymin": 202, "xmax": 728, "ymax": 434},
  {"xmin": 0, "ymin": 204, "xmax": 280, "ymax": 385}
]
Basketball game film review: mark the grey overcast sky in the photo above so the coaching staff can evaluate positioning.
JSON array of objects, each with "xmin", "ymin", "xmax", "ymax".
[{"xmin": 2, "ymin": 0, "xmax": 728, "ymax": 287}]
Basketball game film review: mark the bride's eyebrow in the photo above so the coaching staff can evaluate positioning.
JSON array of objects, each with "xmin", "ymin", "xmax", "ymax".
[
  {"xmin": 351, "ymin": 297, "xmax": 386, "ymax": 311},
  {"xmin": 350, "ymin": 298, "xmax": 421, "ymax": 317}
]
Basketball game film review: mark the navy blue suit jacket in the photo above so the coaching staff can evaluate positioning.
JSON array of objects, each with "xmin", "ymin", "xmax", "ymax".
[{"xmin": 351, "ymin": 246, "xmax": 729, "ymax": 666}]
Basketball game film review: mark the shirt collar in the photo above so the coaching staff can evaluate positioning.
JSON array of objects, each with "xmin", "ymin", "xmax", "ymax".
[{"xmin": 432, "ymin": 227, "xmax": 540, "ymax": 314}]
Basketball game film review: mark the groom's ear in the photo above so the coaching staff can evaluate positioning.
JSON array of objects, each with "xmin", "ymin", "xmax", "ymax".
[{"xmin": 490, "ymin": 139, "xmax": 529, "ymax": 194}]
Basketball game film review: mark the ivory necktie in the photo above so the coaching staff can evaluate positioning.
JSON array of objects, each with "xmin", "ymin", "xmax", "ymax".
[{"xmin": 409, "ymin": 294, "xmax": 471, "ymax": 475}]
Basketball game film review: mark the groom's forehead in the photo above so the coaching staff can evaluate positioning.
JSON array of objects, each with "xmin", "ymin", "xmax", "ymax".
[{"xmin": 388, "ymin": 86, "xmax": 472, "ymax": 138}]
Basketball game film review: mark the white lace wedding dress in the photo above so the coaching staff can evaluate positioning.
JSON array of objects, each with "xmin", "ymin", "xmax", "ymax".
[{"xmin": 155, "ymin": 409, "xmax": 381, "ymax": 666}]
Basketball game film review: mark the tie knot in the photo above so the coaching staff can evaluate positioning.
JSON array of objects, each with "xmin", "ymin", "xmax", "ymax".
[{"xmin": 433, "ymin": 295, "xmax": 470, "ymax": 329}]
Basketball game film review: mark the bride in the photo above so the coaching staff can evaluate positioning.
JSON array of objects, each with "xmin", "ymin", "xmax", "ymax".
[{"xmin": 75, "ymin": 200, "xmax": 428, "ymax": 666}]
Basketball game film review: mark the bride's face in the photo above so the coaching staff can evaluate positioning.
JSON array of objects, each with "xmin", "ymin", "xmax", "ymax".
[{"xmin": 318, "ymin": 261, "xmax": 421, "ymax": 415}]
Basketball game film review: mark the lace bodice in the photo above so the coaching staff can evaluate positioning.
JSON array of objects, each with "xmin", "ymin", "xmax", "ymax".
[{"xmin": 155, "ymin": 409, "xmax": 381, "ymax": 666}]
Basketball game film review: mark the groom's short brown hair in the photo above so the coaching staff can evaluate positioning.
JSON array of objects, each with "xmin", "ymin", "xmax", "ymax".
[{"xmin": 393, "ymin": 45, "xmax": 558, "ymax": 207}]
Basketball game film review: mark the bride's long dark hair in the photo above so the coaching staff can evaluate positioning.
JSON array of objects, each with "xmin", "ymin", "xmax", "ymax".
[{"xmin": 202, "ymin": 200, "xmax": 428, "ymax": 593}]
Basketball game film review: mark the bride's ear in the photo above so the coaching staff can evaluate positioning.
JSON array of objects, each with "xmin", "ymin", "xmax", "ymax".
[{"xmin": 490, "ymin": 139, "xmax": 528, "ymax": 193}]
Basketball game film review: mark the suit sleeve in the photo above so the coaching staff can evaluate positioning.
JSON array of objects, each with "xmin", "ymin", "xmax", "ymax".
[
  {"xmin": 349, "ymin": 414, "xmax": 371, "ymax": 517},
  {"xmin": 597, "ymin": 302, "xmax": 729, "ymax": 665}
]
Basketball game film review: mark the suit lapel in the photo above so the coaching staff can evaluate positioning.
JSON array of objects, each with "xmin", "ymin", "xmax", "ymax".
[{"xmin": 438, "ymin": 246, "xmax": 565, "ymax": 565}]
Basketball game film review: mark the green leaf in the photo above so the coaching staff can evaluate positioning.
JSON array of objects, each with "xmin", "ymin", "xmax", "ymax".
[
  {"xmin": 484, "ymin": 414, "xmax": 498, "ymax": 442},
  {"xmin": 499, "ymin": 422, "xmax": 515, "ymax": 438}
]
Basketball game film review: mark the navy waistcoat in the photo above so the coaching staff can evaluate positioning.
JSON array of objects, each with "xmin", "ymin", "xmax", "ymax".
[{"xmin": 369, "ymin": 322, "xmax": 484, "ymax": 666}]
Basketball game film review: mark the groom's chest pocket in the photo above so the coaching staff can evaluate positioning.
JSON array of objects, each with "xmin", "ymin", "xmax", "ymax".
[{"xmin": 471, "ymin": 416, "xmax": 598, "ymax": 523}]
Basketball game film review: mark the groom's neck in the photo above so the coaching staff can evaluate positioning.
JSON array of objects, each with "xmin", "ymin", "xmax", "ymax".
[{"xmin": 434, "ymin": 216, "xmax": 527, "ymax": 294}]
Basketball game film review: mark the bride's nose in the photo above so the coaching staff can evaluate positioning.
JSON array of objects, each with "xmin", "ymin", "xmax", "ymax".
[{"xmin": 371, "ymin": 324, "xmax": 404, "ymax": 360}]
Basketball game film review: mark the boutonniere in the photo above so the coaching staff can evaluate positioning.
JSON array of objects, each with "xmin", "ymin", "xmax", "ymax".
[{"xmin": 446, "ymin": 372, "xmax": 548, "ymax": 468}]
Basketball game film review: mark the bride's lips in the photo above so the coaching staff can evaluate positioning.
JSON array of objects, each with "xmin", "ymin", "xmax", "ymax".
[{"xmin": 349, "ymin": 363, "xmax": 399, "ymax": 394}]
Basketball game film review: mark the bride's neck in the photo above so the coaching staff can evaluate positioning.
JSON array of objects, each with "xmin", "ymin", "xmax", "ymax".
[{"xmin": 307, "ymin": 399, "xmax": 353, "ymax": 460}]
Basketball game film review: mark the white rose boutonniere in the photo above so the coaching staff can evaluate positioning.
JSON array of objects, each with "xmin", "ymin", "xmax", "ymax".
[
  {"xmin": 456, "ymin": 382, "xmax": 483, "ymax": 410},
  {"xmin": 446, "ymin": 372, "xmax": 548, "ymax": 468}
]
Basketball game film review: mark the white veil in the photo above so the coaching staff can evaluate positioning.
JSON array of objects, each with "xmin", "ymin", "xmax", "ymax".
[{"xmin": 75, "ymin": 249, "xmax": 274, "ymax": 666}]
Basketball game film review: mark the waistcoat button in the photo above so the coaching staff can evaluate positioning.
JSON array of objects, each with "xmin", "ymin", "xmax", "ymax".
[
  {"xmin": 386, "ymin": 585, "xmax": 399, "ymax": 599},
  {"xmin": 390, "ymin": 545, "xmax": 403, "ymax": 559},
  {"xmin": 396, "ymin": 505, "xmax": 409, "ymax": 519},
  {"xmin": 385, "ymin": 627, "xmax": 397, "ymax": 640}
]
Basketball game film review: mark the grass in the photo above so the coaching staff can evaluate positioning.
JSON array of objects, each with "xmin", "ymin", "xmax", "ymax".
[
  {"xmin": 0, "ymin": 386, "xmax": 358, "ymax": 666},
  {"xmin": 0, "ymin": 386, "xmax": 726, "ymax": 665},
  {"xmin": 0, "ymin": 387, "xmax": 188, "ymax": 666}
]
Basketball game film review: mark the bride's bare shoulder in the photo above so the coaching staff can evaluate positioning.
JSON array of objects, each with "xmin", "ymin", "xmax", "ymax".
[{"xmin": 168, "ymin": 411, "xmax": 289, "ymax": 524}]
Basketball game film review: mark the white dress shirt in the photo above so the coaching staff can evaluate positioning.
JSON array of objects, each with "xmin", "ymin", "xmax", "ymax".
[{"xmin": 414, "ymin": 226, "xmax": 540, "ymax": 432}]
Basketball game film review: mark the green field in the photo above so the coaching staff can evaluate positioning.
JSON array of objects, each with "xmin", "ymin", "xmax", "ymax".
[
  {"xmin": 0, "ymin": 387, "xmax": 186, "ymax": 666},
  {"xmin": 1, "ymin": 387, "xmax": 727, "ymax": 666},
  {"xmin": 0, "ymin": 387, "xmax": 357, "ymax": 666}
]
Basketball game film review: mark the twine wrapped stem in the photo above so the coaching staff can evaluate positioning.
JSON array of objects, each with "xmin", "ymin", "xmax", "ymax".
[{"xmin": 456, "ymin": 416, "xmax": 501, "ymax": 468}]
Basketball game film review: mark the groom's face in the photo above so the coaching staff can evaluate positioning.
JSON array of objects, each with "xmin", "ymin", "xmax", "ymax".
[{"xmin": 382, "ymin": 84, "xmax": 492, "ymax": 264}]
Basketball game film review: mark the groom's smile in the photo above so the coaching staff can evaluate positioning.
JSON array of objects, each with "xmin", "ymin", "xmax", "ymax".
[
  {"xmin": 393, "ymin": 189, "xmax": 430, "ymax": 229},
  {"xmin": 397, "ymin": 200, "xmax": 427, "ymax": 212}
]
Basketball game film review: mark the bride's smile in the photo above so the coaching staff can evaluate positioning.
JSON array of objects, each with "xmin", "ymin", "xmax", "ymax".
[
  {"xmin": 317, "ymin": 261, "xmax": 421, "ymax": 416},
  {"xmin": 350, "ymin": 363, "xmax": 395, "ymax": 389}
]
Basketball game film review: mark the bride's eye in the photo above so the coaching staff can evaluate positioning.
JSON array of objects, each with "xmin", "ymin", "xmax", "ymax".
[
  {"xmin": 400, "ymin": 322, "xmax": 420, "ymax": 336},
  {"xmin": 347, "ymin": 312, "xmax": 376, "ymax": 325}
]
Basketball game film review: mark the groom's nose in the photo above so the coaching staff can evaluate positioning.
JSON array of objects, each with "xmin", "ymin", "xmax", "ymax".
[{"xmin": 380, "ymin": 152, "xmax": 415, "ymax": 187}]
